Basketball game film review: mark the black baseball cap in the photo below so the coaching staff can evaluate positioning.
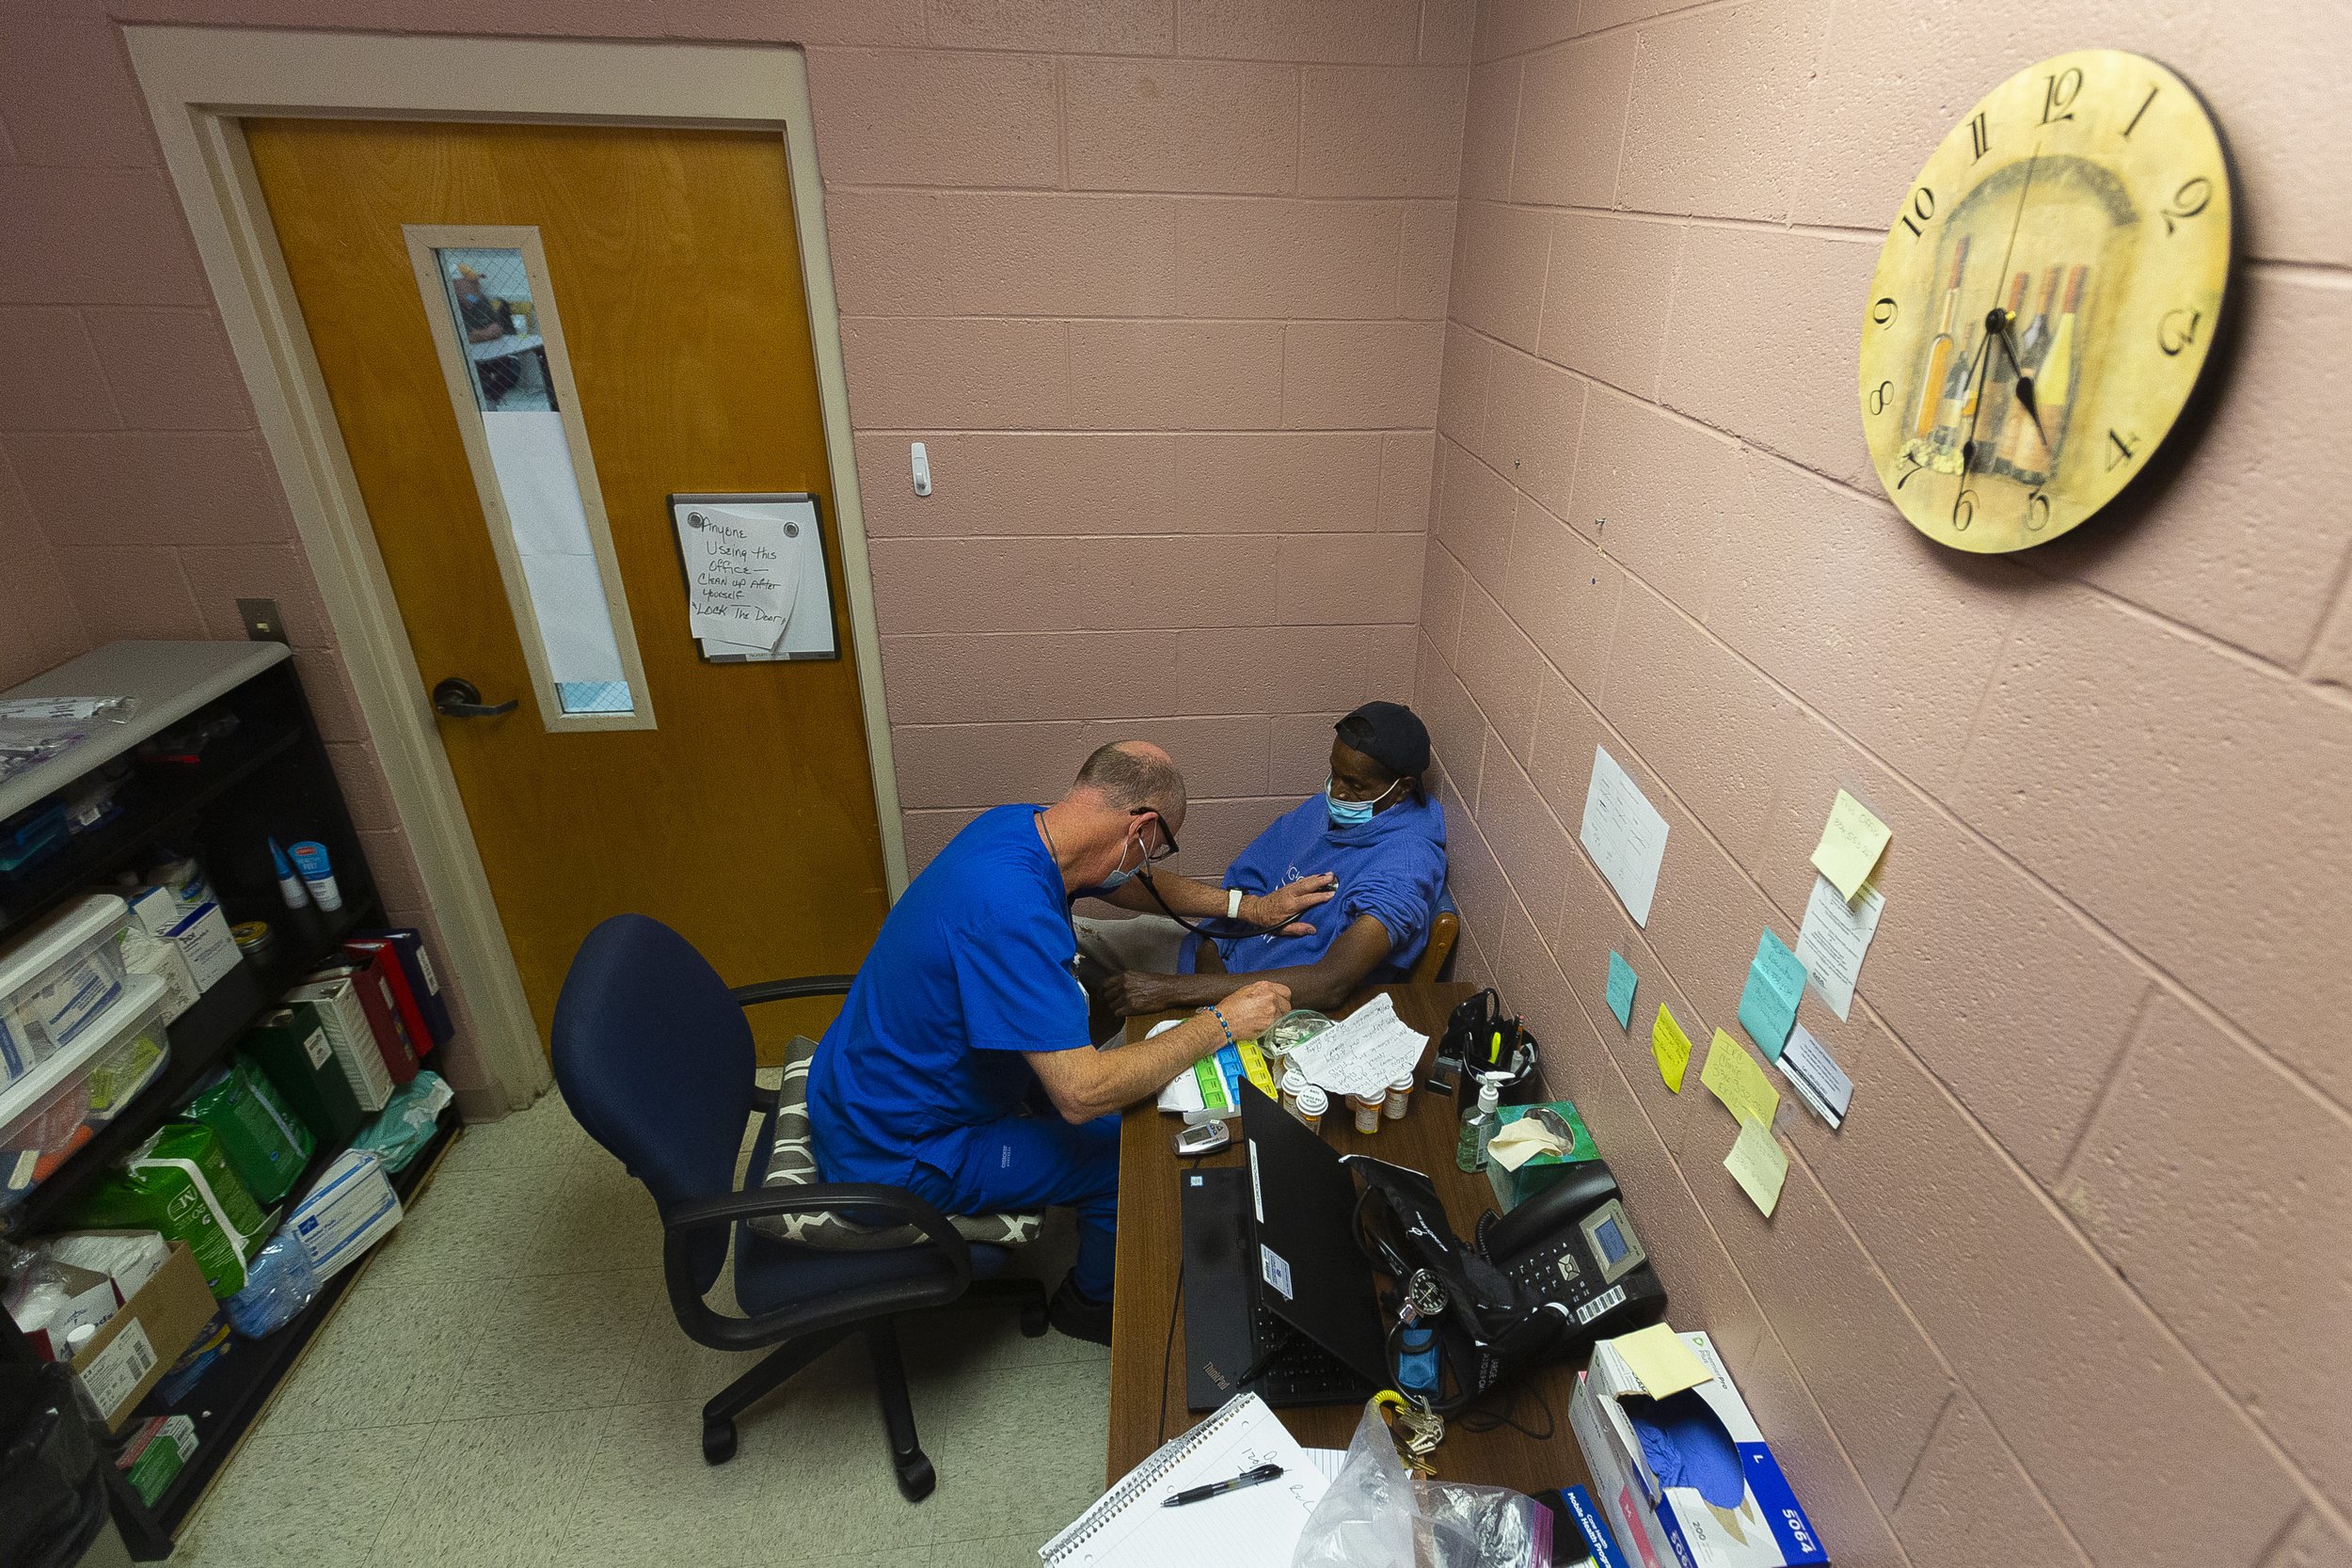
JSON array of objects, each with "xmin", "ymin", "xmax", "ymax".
[{"xmin": 1335, "ymin": 702, "xmax": 1431, "ymax": 778}]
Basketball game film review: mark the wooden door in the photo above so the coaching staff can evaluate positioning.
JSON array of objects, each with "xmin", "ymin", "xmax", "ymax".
[{"xmin": 246, "ymin": 119, "xmax": 888, "ymax": 1053}]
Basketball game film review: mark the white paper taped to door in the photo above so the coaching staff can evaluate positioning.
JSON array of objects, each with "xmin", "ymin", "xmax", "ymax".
[{"xmin": 675, "ymin": 502, "xmax": 808, "ymax": 651}]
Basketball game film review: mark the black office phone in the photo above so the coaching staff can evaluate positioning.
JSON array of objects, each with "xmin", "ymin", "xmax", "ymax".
[{"xmin": 1477, "ymin": 1159, "xmax": 1668, "ymax": 1346}]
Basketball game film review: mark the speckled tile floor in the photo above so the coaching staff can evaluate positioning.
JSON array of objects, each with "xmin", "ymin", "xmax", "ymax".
[{"xmin": 170, "ymin": 1084, "xmax": 1110, "ymax": 1568}]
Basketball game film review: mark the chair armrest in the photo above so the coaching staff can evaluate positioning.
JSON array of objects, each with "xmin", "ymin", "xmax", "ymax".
[
  {"xmin": 731, "ymin": 975, "xmax": 856, "ymax": 1006},
  {"xmin": 730, "ymin": 976, "xmax": 851, "ymax": 1117},
  {"xmin": 659, "ymin": 1183, "xmax": 974, "ymax": 1351}
]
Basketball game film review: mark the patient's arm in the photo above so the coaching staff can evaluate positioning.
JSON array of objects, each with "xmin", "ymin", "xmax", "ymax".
[
  {"xmin": 1097, "ymin": 914, "xmax": 1393, "ymax": 1019},
  {"xmin": 1095, "ymin": 868, "xmax": 1336, "ymax": 935}
]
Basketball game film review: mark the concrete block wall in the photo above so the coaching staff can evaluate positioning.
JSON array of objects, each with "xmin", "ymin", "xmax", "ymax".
[
  {"xmin": 0, "ymin": 1, "xmax": 1476, "ymax": 1085},
  {"xmin": 1421, "ymin": 3, "xmax": 2352, "ymax": 1565},
  {"xmin": 818, "ymin": 7, "xmax": 1474, "ymax": 873}
]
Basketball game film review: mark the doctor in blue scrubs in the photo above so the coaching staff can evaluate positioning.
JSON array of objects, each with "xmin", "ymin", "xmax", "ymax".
[{"xmin": 804, "ymin": 742, "xmax": 1327, "ymax": 1344}]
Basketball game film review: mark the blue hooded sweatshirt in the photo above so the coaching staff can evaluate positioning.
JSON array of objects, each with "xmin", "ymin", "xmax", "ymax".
[{"xmin": 1183, "ymin": 789, "xmax": 1450, "ymax": 980}]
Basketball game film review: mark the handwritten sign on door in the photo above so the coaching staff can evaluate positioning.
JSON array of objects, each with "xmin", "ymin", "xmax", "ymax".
[{"xmin": 667, "ymin": 493, "xmax": 839, "ymax": 662}]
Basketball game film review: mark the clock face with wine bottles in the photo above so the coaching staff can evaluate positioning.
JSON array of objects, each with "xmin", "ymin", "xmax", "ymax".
[{"xmin": 1858, "ymin": 49, "xmax": 2234, "ymax": 552}]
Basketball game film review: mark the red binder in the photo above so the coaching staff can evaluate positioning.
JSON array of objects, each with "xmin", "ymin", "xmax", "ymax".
[
  {"xmin": 344, "ymin": 938, "xmax": 435, "ymax": 1059},
  {"xmin": 307, "ymin": 953, "xmax": 420, "ymax": 1085}
]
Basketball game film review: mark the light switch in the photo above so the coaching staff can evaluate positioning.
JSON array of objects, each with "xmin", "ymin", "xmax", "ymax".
[{"xmin": 911, "ymin": 441, "xmax": 932, "ymax": 498}]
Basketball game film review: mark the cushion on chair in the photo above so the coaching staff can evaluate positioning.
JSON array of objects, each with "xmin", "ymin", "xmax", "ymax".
[{"xmin": 749, "ymin": 1036, "xmax": 1042, "ymax": 1252}]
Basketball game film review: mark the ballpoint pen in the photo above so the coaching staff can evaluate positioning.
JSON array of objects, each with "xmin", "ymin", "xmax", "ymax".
[{"xmin": 1162, "ymin": 1462, "xmax": 1285, "ymax": 1508}]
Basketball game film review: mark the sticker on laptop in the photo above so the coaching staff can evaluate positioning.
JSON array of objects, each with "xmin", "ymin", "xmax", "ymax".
[{"xmin": 1260, "ymin": 1243, "xmax": 1294, "ymax": 1301}]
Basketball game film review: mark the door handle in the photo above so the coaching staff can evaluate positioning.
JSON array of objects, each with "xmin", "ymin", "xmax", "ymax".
[{"xmin": 432, "ymin": 677, "xmax": 519, "ymax": 719}]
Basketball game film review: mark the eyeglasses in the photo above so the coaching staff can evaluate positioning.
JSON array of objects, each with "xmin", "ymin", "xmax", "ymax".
[{"xmin": 1130, "ymin": 807, "xmax": 1180, "ymax": 863}]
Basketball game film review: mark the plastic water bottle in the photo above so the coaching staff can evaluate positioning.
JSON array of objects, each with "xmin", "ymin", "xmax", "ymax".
[{"xmin": 1455, "ymin": 1081, "xmax": 1500, "ymax": 1173}]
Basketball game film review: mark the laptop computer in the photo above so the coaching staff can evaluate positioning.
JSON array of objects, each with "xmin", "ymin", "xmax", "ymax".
[{"xmin": 1180, "ymin": 1082, "xmax": 1393, "ymax": 1410}]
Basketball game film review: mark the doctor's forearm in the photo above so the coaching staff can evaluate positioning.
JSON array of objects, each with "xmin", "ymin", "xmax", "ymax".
[{"xmin": 1104, "ymin": 870, "xmax": 1226, "ymax": 918}]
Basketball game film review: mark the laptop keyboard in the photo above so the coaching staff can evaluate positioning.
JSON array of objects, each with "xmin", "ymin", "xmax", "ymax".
[{"xmin": 1250, "ymin": 1298, "xmax": 1371, "ymax": 1402}]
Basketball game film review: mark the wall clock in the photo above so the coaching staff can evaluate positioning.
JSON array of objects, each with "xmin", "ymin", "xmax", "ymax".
[{"xmin": 1858, "ymin": 49, "xmax": 2234, "ymax": 553}]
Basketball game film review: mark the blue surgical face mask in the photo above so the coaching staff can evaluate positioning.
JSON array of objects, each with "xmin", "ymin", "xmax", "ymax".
[
  {"xmin": 1326, "ymin": 775, "xmax": 1399, "ymax": 829},
  {"xmin": 1097, "ymin": 832, "xmax": 1141, "ymax": 889}
]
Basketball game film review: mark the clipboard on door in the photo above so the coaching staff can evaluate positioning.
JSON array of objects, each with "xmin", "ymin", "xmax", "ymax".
[{"xmin": 666, "ymin": 492, "xmax": 841, "ymax": 662}]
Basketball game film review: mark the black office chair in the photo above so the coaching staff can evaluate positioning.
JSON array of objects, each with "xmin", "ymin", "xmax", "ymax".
[{"xmin": 550, "ymin": 913, "xmax": 1048, "ymax": 1499}]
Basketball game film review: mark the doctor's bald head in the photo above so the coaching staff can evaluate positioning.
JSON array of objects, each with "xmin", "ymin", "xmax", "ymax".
[{"xmin": 1071, "ymin": 740, "xmax": 1186, "ymax": 830}]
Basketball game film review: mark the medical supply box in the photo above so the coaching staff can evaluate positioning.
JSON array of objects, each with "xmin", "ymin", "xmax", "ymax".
[
  {"xmin": 0, "ymin": 974, "xmax": 171, "ymax": 1212},
  {"xmin": 0, "ymin": 894, "xmax": 131, "ymax": 1079},
  {"xmin": 1567, "ymin": 1329, "xmax": 1829, "ymax": 1568},
  {"xmin": 68, "ymin": 1240, "xmax": 216, "ymax": 1433}
]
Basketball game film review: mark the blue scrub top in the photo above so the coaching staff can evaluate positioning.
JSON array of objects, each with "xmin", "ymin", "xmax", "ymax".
[
  {"xmin": 806, "ymin": 804, "xmax": 1089, "ymax": 1185},
  {"xmin": 1187, "ymin": 790, "xmax": 1449, "ymax": 980}
]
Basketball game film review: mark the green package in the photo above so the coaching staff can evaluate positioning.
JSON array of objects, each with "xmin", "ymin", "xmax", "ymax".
[
  {"xmin": 70, "ymin": 1124, "xmax": 271, "ymax": 1299},
  {"xmin": 183, "ymin": 1055, "xmax": 316, "ymax": 1206}
]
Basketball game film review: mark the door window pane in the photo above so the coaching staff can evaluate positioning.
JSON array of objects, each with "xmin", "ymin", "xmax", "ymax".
[{"xmin": 432, "ymin": 245, "xmax": 633, "ymax": 719}]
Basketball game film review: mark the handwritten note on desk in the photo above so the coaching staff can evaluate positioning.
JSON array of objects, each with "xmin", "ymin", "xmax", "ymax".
[
  {"xmin": 1282, "ymin": 992, "xmax": 1428, "ymax": 1099},
  {"xmin": 1579, "ymin": 747, "xmax": 1670, "ymax": 927}
]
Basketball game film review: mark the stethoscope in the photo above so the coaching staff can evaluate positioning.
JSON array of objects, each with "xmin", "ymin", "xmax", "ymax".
[{"xmin": 1134, "ymin": 775, "xmax": 1399, "ymax": 941}]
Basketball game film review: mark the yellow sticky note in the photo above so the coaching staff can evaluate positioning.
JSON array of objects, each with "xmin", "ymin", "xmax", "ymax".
[
  {"xmin": 1811, "ymin": 789, "xmax": 1893, "ymax": 902},
  {"xmin": 1613, "ymin": 1323, "xmax": 1712, "ymax": 1400},
  {"xmin": 1724, "ymin": 1119, "xmax": 1789, "ymax": 1217},
  {"xmin": 1651, "ymin": 1005, "xmax": 1692, "ymax": 1093},
  {"xmin": 1701, "ymin": 1029, "xmax": 1780, "ymax": 1129}
]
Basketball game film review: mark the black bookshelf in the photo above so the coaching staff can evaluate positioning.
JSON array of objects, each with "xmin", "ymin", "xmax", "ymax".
[{"xmin": 0, "ymin": 641, "xmax": 452, "ymax": 1560}]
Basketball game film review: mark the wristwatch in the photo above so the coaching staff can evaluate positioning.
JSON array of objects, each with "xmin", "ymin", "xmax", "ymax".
[{"xmin": 1227, "ymin": 887, "xmax": 1245, "ymax": 920}]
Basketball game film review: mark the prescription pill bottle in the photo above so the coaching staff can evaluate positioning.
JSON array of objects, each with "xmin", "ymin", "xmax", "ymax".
[
  {"xmin": 1384, "ymin": 1073, "xmax": 1414, "ymax": 1120},
  {"xmin": 1279, "ymin": 1068, "xmax": 1307, "ymax": 1117},
  {"xmin": 1350, "ymin": 1091, "xmax": 1384, "ymax": 1135},
  {"xmin": 1294, "ymin": 1085, "xmax": 1327, "ymax": 1132}
]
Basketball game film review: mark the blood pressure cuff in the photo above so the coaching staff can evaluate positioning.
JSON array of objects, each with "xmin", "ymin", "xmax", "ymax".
[{"xmin": 1347, "ymin": 1155, "xmax": 1565, "ymax": 1411}]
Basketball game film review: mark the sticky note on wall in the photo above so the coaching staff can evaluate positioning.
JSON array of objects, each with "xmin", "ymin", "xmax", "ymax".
[
  {"xmin": 1737, "ymin": 928, "xmax": 1807, "ymax": 1061},
  {"xmin": 1811, "ymin": 790, "xmax": 1892, "ymax": 901},
  {"xmin": 1700, "ymin": 1030, "xmax": 1779, "ymax": 1129},
  {"xmin": 1651, "ymin": 1006, "xmax": 1692, "ymax": 1093},
  {"xmin": 1606, "ymin": 952, "xmax": 1638, "ymax": 1029},
  {"xmin": 1724, "ymin": 1119, "xmax": 1789, "ymax": 1217}
]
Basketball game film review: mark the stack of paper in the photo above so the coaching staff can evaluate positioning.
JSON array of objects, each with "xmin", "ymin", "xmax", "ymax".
[{"xmin": 1281, "ymin": 992, "xmax": 1428, "ymax": 1099}]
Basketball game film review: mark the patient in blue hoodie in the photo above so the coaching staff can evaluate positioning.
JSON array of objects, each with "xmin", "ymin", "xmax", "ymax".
[{"xmin": 1074, "ymin": 701, "xmax": 1450, "ymax": 1022}]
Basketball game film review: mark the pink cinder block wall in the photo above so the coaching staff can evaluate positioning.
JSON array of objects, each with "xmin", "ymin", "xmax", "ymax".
[
  {"xmin": 0, "ymin": 1, "xmax": 1476, "ymax": 1098},
  {"xmin": 1425, "ymin": 3, "xmax": 2352, "ymax": 1567},
  {"xmin": 820, "ymin": 13, "xmax": 1473, "ymax": 874}
]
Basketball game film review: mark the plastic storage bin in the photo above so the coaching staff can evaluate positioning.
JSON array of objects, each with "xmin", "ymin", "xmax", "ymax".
[
  {"xmin": 0, "ymin": 974, "xmax": 170, "ymax": 1213},
  {"xmin": 0, "ymin": 895, "xmax": 131, "ymax": 1082}
]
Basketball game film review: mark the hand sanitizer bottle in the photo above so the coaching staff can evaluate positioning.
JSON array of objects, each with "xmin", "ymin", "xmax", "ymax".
[{"xmin": 1455, "ymin": 1081, "xmax": 1500, "ymax": 1174}]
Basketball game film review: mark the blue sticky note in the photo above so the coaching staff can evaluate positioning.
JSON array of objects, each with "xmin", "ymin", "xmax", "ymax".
[
  {"xmin": 1737, "ymin": 928, "xmax": 1808, "ymax": 1061},
  {"xmin": 1605, "ymin": 951, "xmax": 1638, "ymax": 1030}
]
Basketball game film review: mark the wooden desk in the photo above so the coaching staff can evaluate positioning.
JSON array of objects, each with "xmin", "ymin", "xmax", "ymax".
[{"xmin": 1104, "ymin": 983, "xmax": 1594, "ymax": 1496}]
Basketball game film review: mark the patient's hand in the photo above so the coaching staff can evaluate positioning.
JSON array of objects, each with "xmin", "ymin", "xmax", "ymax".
[
  {"xmin": 1101, "ymin": 968, "xmax": 1182, "ymax": 1018},
  {"xmin": 1244, "ymin": 873, "xmax": 1337, "ymax": 936}
]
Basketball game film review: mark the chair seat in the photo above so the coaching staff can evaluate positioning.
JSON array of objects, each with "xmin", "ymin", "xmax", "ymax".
[{"xmin": 749, "ymin": 1037, "xmax": 1041, "ymax": 1253}]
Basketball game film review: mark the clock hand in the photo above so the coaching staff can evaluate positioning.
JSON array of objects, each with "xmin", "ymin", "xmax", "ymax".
[
  {"xmin": 1986, "ymin": 318, "xmax": 2051, "ymax": 447},
  {"xmin": 1957, "ymin": 319, "xmax": 1997, "ymax": 477}
]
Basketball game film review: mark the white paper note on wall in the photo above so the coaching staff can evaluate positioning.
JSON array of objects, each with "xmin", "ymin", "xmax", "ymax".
[
  {"xmin": 1794, "ymin": 874, "xmax": 1885, "ymax": 1021},
  {"xmin": 1578, "ymin": 746, "xmax": 1671, "ymax": 927},
  {"xmin": 676, "ymin": 504, "xmax": 805, "ymax": 650}
]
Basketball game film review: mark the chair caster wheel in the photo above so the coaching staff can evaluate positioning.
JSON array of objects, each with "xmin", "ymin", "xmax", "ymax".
[
  {"xmin": 894, "ymin": 1449, "xmax": 936, "ymax": 1502},
  {"xmin": 702, "ymin": 1419, "xmax": 737, "ymax": 1465},
  {"xmin": 1019, "ymin": 1297, "xmax": 1050, "ymax": 1338}
]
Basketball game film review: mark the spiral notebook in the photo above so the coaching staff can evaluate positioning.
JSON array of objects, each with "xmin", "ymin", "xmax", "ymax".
[{"xmin": 1038, "ymin": 1393, "xmax": 1329, "ymax": 1567}]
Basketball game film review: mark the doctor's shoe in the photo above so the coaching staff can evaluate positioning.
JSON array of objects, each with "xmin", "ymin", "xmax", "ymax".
[{"xmin": 1047, "ymin": 1274, "xmax": 1113, "ymax": 1345}]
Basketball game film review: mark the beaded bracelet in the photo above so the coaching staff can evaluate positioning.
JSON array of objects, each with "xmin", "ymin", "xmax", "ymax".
[{"xmin": 1204, "ymin": 1005, "xmax": 1236, "ymax": 1051}]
